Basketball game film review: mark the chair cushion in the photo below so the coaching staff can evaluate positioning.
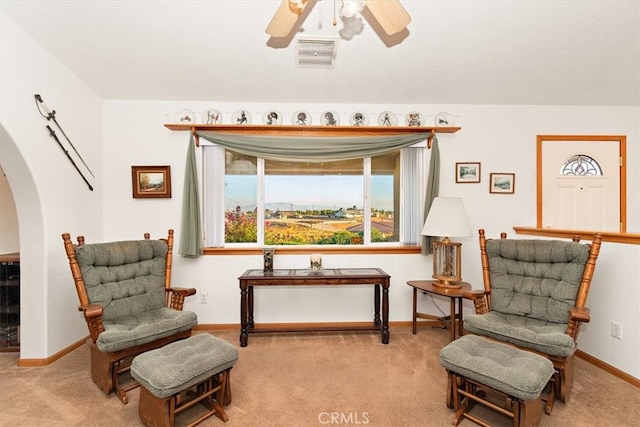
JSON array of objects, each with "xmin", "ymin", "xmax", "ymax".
[
  {"xmin": 486, "ymin": 239, "xmax": 590, "ymax": 324},
  {"xmin": 75, "ymin": 239, "xmax": 169, "ymax": 321},
  {"xmin": 97, "ymin": 307, "xmax": 197, "ymax": 353},
  {"xmin": 464, "ymin": 311, "xmax": 575, "ymax": 357},
  {"xmin": 131, "ymin": 333, "xmax": 239, "ymax": 399},
  {"xmin": 440, "ymin": 335, "xmax": 554, "ymax": 401}
]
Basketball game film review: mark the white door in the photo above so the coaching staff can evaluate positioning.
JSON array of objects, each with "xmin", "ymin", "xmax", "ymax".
[{"xmin": 541, "ymin": 139, "xmax": 621, "ymax": 232}]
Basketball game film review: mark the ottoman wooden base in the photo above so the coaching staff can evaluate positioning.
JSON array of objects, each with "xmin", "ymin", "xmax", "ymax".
[
  {"xmin": 447, "ymin": 370, "xmax": 544, "ymax": 427},
  {"xmin": 138, "ymin": 368, "xmax": 231, "ymax": 427},
  {"xmin": 440, "ymin": 335, "xmax": 554, "ymax": 427},
  {"xmin": 131, "ymin": 334, "xmax": 239, "ymax": 427}
]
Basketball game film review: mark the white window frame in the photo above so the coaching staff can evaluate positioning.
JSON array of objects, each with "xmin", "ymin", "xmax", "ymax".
[{"xmin": 203, "ymin": 145, "xmax": 427, "ymax": 248}]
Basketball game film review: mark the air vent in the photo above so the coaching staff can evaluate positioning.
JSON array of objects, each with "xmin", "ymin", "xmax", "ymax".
[{"xmin": 295, "ymin": 37, "xmax": 338, "ymax": 68}]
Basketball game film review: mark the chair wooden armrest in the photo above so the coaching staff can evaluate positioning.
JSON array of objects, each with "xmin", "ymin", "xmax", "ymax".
[
  {"xmin": 78, "ymin": 303, "xmax": 106, "ymax": 342},
  {"xmin": 462, "ymin": 290, "xmax": 485, "ymax": 299},
  {"xmin": 463, "ymin": 290, "xmax": 490, "ymax": 314},
  {"xmin": 566, "ymin": 307, "xmax": 590, "ymax": 339},
  {"xmin": 79, "ymin": 303, "xmax": 104, "ymax": 317},
  {"xmin": 569, "ymin": 306, "xmax": 590, "ymax": 323},
  {"xmin": 166, "ymin": 287, "xmax": 197, "ymax": 311},
  {"xmin": 167, "ymin": 287, "xmax": 197, "ymax": 297}
]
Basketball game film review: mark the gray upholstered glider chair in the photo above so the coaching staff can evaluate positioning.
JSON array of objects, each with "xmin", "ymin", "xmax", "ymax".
[
  {"xmin": 463, "ymin": 229, "xmax": 602, "ymax": 414},
  {"xmin": 62, "ymin": 229, "xmax": 197, "ymax": 404}
]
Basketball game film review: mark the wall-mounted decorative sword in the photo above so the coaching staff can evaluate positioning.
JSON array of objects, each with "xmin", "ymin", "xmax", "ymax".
[
  {"xmin": 34, "ymin": 94, "xmax": 95, "ymax": 177},
  {"xmin": 45, "ymin": 125, "xmax": 93, "ymax": 191}
]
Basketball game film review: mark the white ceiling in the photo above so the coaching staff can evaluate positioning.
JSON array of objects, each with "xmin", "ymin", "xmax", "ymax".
[{"xmin": 2, "ymin": 0, "xmax": 639, "ymax": 106}]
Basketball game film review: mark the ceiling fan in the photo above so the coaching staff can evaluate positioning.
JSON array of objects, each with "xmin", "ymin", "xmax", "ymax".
[{"xmin": 266, "ymin": 0, "xmax": 411, "ymax": 38}]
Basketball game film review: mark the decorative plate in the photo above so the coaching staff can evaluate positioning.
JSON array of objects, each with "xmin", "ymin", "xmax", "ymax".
[
  {"xmin": 349, "ymin": 111, "xmax": 368, "ymax": 126},
  {"xmin": 174, "ymin": 109, "xmax": 196, "ymax": 124},
  {"xmin": 201, "ymin": 109, "xmax": 222, "ymax": 125},
  {"xmin": 405, "ymin": 111, "xmax": 424, "ymax": 127},
  {"xmin": 377, "ymin": 111, "xmax": 397, "ymax": 127},
  {"xmin": 263, "ymin": 110, "xmax": 283, "ymax": 125},
  {"xmin": 292, "ymin": 110, "xmax": 312, "ymax": 126},
  {"xmin": 434, "ymin": 111, "xmax": 454, "ymax": 126},
  {"xmin": 231, "ymin": 109, "xmax": 252, "ymax": 125},
  {"xmin": 320, "ymin": 110, "xmax": 340, "ymax": 126}
]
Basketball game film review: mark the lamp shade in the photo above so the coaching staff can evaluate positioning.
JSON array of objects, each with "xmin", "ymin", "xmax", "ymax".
[{"xmin": 421, "ymin": 197, "xmax": 472, "ymax": 238}]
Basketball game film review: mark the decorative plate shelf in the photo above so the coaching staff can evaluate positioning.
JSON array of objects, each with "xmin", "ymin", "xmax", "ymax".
[{"xmin": 164, "ymin": 124, "xmax": 461, "ymax": 148}]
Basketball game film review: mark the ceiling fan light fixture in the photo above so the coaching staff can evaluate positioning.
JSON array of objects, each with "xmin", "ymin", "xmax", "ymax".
[
  {"xmin": 340, "ymin": 0, "xmax": 365, "ymax": 18},
  {"xmin": 288, "ymin": 0, "xmax": 308, "ymax": 14}
]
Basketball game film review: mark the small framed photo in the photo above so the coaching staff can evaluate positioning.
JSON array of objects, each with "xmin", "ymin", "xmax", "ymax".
[
  {"xmin": 489, "ymin": 173, "xmax": 515, "ymax": 194},
  {"xmin": 131, "ymin": 166, "xmax": 172, "ymax": 198},
  {"xmin": 456, "ymin": 162, "xmax": 481, "ymax": 183}
]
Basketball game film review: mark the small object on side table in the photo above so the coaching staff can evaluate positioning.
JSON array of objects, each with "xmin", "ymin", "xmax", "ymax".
[
  {"xmin": 262, "ymin": 247, "xmax": 275, "ymax": 272},
  {"xmin": 310, "ymin": 253, "xmax": 322, "ymax": 271}
]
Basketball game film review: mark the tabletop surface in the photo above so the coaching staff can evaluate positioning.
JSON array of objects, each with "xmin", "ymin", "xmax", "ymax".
[
  {"xmin": 407, "ymin": 280, "xmax": 472, "ymax": 296},
  {"xmin": 240, "ymin": 268, "xmax": 390, "ymax": 278}
]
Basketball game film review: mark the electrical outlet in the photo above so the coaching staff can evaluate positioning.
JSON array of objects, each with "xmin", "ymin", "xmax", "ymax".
[
  {"xmin": 200, "ymin": 292, "xmax": 208, "ymax": 304},
  {"xmin": 611, "ymin": 321, "xmax": 622, "ymax": 340},
  {"xmin": 421, "ymin": 291, "xmax": 429, "ymax": 300}
]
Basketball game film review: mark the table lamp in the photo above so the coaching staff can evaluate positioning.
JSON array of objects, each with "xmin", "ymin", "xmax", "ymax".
[{"xmin": 421, "ymin": 197, "xmax": 472, "ymax": 288}]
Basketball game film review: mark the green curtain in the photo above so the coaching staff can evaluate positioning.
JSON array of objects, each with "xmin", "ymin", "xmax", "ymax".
[
  {"xmin": 180, "ymin": 130, "xmax": 439, "ymax": 255},
  {"xmin": 179, "ymin": 134, "xmax": 202, "ymax": 257},
  {"xmin": 197, "ymin": 131, "xmax": 432, "ymax": 162},
  {"xmin": 422, "ymin": 136, "xmax": 440, "ymax": 255}
]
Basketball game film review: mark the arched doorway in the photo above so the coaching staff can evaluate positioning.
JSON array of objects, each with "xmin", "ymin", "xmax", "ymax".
[{"xmin": 0, "ymin": 124, "xmax": 47, "ymax": 360}]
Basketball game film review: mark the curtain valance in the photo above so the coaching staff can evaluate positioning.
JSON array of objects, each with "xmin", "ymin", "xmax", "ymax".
[{"xmin": 197, "ymin": 131, "xmax": 432, "ymax": 162}]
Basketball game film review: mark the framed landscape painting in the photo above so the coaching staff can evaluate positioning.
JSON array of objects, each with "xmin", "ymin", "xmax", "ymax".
[
  {"xmin": 131, "ymin": 165, "xmax": 172, "ymax": 198},
  {"xmin": 456, "ymin": 162, "xmax": 481, "ymax": 183},
  {"xmin": 489, "ymin": 173, "xmax": 515, "ymax": 194}
]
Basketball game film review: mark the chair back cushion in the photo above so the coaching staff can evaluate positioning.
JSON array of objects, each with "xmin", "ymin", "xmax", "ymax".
[
  {"xmin": 486, "ymin": 239, "xmax": 590, "ymax": 324},
  {"xmin": 75, "ymin": 239, "xmax": 168, "ymax": 321}
]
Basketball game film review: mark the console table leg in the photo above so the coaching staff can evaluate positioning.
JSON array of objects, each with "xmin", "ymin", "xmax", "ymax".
[
  {"xmin": 412, "ymin": 287, "xmax": 418, "ymax": 334},
  {"xmin": 457, "ymin": 297, "xmax": 464, "ymax": 338},
  {"xmin": 373, "ymin": 284, "xmax": 381, "ymax": 326},
  {"xmin": 381, "ymin": 284, "xmax": 389, "ymax": 344},
  {"xmin": 248, "ymin": 286, "xmax": 255, "ymax": 329},
  {"xmin": 449, "ymin": 297, "xmax": 456, "ymax": 342},
  {"xmin": 240, "ymin": 285, "xmax": 248, "ymax": 347}
]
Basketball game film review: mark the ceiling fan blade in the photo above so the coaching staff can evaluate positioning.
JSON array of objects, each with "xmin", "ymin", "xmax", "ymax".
[
  {"xmin": 266, "ymin": 0, "xmax": 305, "ymax": 38},
  {"xmin": 365, "ymin": 0, "xmax": 411, "ymax": 36}
]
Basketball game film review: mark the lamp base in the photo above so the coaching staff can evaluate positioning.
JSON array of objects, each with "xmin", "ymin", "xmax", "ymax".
[{"xmin": 432, "ymin": 280, "xmax": 462, "ymax": 289}]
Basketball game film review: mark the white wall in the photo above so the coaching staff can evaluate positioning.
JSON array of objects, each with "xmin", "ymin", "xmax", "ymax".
[
  {"xmin": 1, "ymin": 9, "xmax": 638, "ymax": 380},
  {"xmin": 0, "ymin": 12, "xmax": 103, "ymax": 358},
  {"xmin": 103, "ymin": 100, "xmax": 639, "ymax": 379}
]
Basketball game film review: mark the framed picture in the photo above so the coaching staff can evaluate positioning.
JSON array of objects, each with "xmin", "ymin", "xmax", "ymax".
[
  {"xmin": 489, "ymin": 173, "xmax": 515, "ymax": 194},
  {"xmin": 131, "ymin": 166, "xmax": 171, "ymax": 198},
  {"xmin": 456, "ymin": 162, "xmax": 481, "ymax": 183}
]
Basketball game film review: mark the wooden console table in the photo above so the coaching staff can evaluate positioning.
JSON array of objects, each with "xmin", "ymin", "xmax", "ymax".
[{"xmin": 238, "ymin": 268, "xmax": 390, "ymax": 347}]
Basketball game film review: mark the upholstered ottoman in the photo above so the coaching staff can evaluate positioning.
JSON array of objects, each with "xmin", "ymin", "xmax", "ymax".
[
  {"xmin": 131, "ymin": 333, "xmax": 239, "ymax": 427},
  {"xmin": 439, "ymin": 335, "xmax": 554, "ymax": 427}
]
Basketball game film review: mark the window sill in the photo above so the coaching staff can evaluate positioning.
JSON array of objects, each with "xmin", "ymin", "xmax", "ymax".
[
  {"xmin": 202, "ymin": 246, "xmax": 423, "ymax": 255},
  {"xmin": 513, "ymin": 226, "xmax": 640, "ymax": 245}
]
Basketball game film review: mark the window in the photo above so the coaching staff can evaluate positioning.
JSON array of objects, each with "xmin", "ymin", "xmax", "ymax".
[
  {"xmin": 264, "ymin": 157, "xmax": 364, "ymax": 245},
  {"xmin": 203, "ymin": 146, "xmax": 427, "ymax": 247},
  {"xmin": 560, "ymin": 154, "xmax": 603, "ymax": 176}
]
